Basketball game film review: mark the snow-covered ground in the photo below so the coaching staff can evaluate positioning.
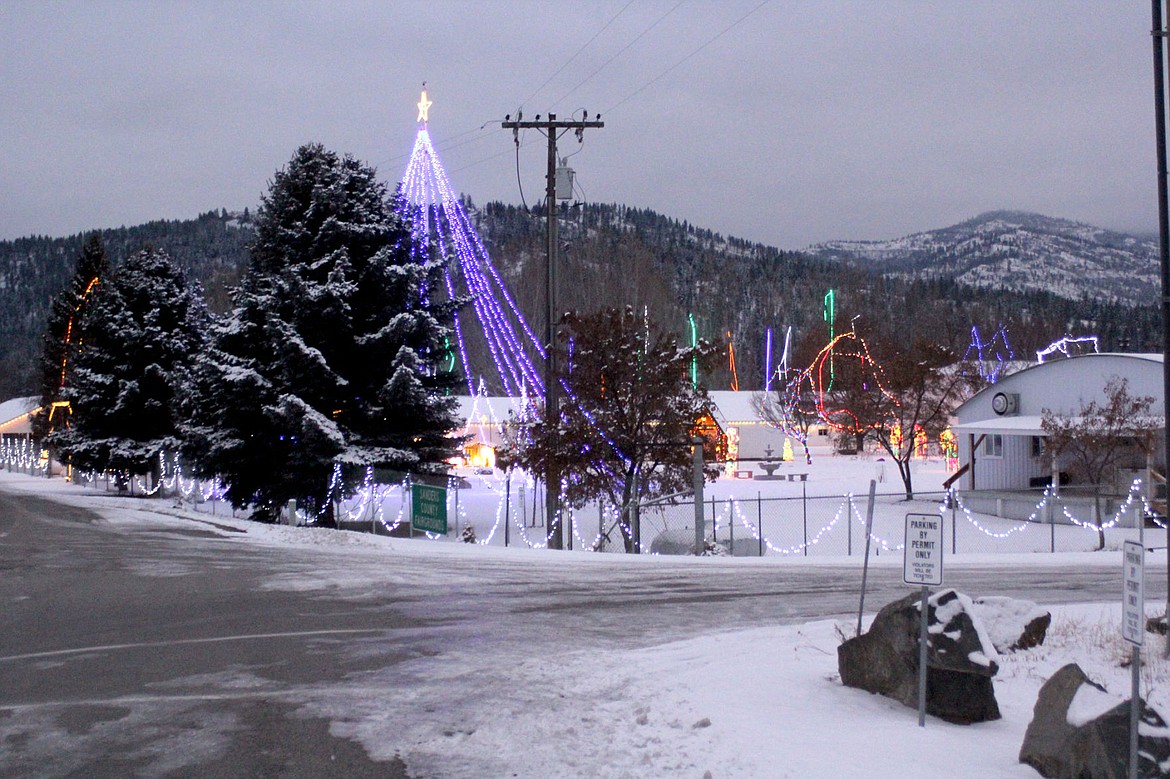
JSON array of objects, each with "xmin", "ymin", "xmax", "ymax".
[
  {"xmin": 106, "ymin": 450, "xmax": 1151, "ymax": 557},
  {"xmin": 5, "ymin": 457, "xmax": 1168, "ymax": 777}
]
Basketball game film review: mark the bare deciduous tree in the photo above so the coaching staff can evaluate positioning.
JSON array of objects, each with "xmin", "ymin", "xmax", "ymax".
[
  {"xmin": 504, "ymin": 307, "xmax": 720, "ymax": 552},
  {"xmin": 1041, "ymin": 376, "xmax": 1159, "ymax": 550}
]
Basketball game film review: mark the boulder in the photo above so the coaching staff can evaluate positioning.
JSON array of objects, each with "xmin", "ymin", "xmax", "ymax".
[
  {"xmin": 838, "ymin": 589, "xmax": 1000, "ymax": 724},
  {"xmin": 1019, "ymin": 663, "xmax": 1170, "ymax": 778},
  {"xmin": 649, "ymin": 528, "xmax": 692, "ymax": 556},
  {"xmin": 971, "ymin": 595, "xmax": 1051, "ymax": 652}
]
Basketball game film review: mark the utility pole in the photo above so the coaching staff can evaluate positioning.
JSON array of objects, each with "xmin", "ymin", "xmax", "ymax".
[
  {"xmin": 1152, "ymin": 0, "xmax": 1170, "ymax": 642},
  {"xmin": 502, "ymin": 112, "xmax": 603, "ymax": 549}
]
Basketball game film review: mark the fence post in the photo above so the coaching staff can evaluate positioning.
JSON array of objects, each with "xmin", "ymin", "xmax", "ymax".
[
  {"xmin": 1051, "ymin": 498, "xmax": 1056, "ymax": 554},
  {"xmin": 951, "ymin": 492, "xmax": 957, "ymax": 556},
  {"xmin": 758, "ymin": 491, "xmax": 763, "ymax": 557},
  {"xmin": 729, "ymin": 498, "xmax": 735, "ymax": 556},
  {"xmin": 802, "ymin": 481, "xmax": 808, "ymax": 556},
  {"xmin": 711, "ymin": 495, "xmax": 716, "ymax": 544},
  {"xmin": 693, "ymin": 437, "xmax": 705, "ymax": 552},
  {"xmin": 847, "ymin": 494, "xmax": 853, "ymax": 556}
]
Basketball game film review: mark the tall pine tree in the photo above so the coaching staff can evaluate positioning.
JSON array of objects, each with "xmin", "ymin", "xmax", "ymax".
[
  {"xmin": 186, "ymin": 143, "xmax": 463, "ymax": 523},
  {"xmin": 32, "ymin": 234, "xmax": 111, "ymax": 442},
  {"xmin": 53, "ymin": 247, "xmax": 209, "ymax": 480}
]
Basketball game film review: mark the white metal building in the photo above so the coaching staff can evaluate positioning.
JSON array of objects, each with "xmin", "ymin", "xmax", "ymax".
[
  {"xmin": 952, "ymin": 353, "xmax": 1165, "ymax": 493},
  {"xmin": 0, "ymin": 396, "xmax": 37, "ymax": 439}
]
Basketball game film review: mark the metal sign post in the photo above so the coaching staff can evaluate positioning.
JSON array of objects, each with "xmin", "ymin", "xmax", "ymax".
[
  {"xmin": 856, "ymin": 480, "xmax": 878, "ymax": 636},
  {"xmin": 1123, "ymin": 539, "xmax": 1145, "ymax": 779},
  {"xmin": 904, "ymin": 513, "xmax": 944, "ymax": 727}
]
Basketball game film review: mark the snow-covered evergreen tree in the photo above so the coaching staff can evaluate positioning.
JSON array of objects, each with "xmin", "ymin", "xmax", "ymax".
[
  {"xmin": 52, "ymin": 247, "xmax": 208, "ymax": 479},
  {"xmin": 32, "ymin": 234, "xmax": 111, "ymax": 441},
  {"xmin": 186, "ymin": 143, "xmax": 462, "ymax": 523}
]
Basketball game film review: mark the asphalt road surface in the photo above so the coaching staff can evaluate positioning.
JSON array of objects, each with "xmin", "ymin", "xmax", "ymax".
[{"xmin": 0, "ymin": 482, "xmax": 1163, "ymax": 777}]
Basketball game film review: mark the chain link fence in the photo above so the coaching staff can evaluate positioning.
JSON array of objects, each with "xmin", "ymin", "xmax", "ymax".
[
  {"xmin": 632, "ymin": 485, "xmax": 1157, "ymax": 557},
  {"xmin": 7, "ymin": 443, "xmax": 1158, "ymax": 556}
]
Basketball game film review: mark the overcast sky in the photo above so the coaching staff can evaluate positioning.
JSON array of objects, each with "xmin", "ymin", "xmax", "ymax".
[{"xmin": 0, "ymin": 1, "xmax": 1158, "ymax": 249}]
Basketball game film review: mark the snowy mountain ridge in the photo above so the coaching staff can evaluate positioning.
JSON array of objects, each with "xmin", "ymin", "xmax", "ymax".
[{"xmin": 806, "ymin": 211, "xmax": 1159, "ymax": 307}]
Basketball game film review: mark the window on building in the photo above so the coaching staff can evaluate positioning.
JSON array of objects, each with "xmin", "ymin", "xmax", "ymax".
[
  {"xmin": 1031, "ymin": 436, "xmax": 1045, "ymax": 458},
  {"xmin": 983, "ymin": 434, "xmax": 1003, "ymax": 458}
]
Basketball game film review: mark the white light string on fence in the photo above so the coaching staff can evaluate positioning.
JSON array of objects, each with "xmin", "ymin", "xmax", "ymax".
[
  {"xmin": 1056, "ymin": 478, "xmax": 1148, "ymax": 532},
  {"xmin": 844, "ymin": 493, "xmax": 904, "ymax": 552},
  {"xmin": 729, "ymin": 493, "xmax": 849, "ymax": 555},
  {"xmin": 949, "ymin": 489, "xmax": 1040, "ymax": 539},
  {"xmin": 14, "ymin": 441, "xmax": 1170, "ymax": 550}
]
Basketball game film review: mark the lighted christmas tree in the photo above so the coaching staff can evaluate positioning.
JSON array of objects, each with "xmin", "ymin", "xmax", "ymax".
[{"xmin": 398, "ymin": 86, "xmax": 546, "ymax": 400}]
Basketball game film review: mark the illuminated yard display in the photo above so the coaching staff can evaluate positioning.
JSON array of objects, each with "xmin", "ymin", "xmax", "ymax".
[
  {"xmin": 727, "ymin": 330, "xmax": 739, "ymax": 391},
  {"xmin": 808, "ymin": 331, "xmax": 899, "ymax": 437},
  {"xmin": 823, "ymin": 289, "xmax": 836, "ymax": 388},
  {"xmin": 965, "ymin": 324, "xmax": 1014, "ymax": 384},
  {"xmin": 764, "ymin": 327, "xmax": 773, "ymax": 391},
  {"xmin": 689, "ymin": 313, "xmax": 698, "ymax": 389},
  {"xmin": 398, "ymin": 88, "xmax": 547, "ymax": 400},
  {"xmin": 49, "ymin": 275, "xmax": 102, "ymax": 432},
  {"xmin": 1036, "ymin": 335, "xmax": 1099, "ymax": 363}
]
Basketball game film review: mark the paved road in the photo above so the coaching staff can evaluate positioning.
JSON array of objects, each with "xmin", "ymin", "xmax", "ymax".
[{"xmin": 0, "ymin": 481, "xmax": 1163, "ymax": 776}]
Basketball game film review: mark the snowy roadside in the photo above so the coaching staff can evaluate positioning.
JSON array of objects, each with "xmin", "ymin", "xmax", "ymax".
[
  {"xmin": 305, "ymin": 604, "xmax": 1167, "ymax": 778},
  {"xmin": 5, "ymin": 469, "xmax": 1169, "ymax": 777}
]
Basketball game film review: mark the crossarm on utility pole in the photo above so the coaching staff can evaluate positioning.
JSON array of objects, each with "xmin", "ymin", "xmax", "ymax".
[{"xmin": 500, "ymin": 113, "xmax": 603, "ymax": 549}]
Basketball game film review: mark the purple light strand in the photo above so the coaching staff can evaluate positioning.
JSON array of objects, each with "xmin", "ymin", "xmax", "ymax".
[{"xmin": 399, "ymin": 129, "xmax": 545, "ymax": 399}]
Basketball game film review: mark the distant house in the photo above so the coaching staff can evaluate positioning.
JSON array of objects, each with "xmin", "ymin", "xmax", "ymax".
[
  {"xmin": 705, "ymin": 391, "xmax": 834, "ymax": 463},
  {"xmin": 0, "ymin": 396, "xmax": 38, "ymax": 441},
  {"xmin": 453, "ymin": 395, "xmax": 532, "ymax": 469},
  {"xmin": 951, "ymin": 354, "xmax": 1166, "ymax": 516},
  {"xmin": 451, "ymin": 391, "xmax": 827, "ymax": 472}
]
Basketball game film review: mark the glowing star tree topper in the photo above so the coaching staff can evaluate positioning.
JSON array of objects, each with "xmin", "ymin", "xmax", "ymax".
[{"xmin": 417, "ymin": 83, "xmax": 432, "ymax": 124}]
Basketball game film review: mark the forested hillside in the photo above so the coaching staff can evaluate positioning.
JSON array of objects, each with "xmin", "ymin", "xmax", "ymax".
[
  {"xmin": 0, "ymin": 211, "xmax": 251, "ymax": 398},
  {"xmin": 472, "ymin": 201, "xmax": 1160, "ymax": 391},
  {"xmin": 0, "ymin": 203, "xmax": 1158, "ymax": 400},
  {"xmin": 808, "ymin": 211, "xmax": 1160, "ymax": 306}
]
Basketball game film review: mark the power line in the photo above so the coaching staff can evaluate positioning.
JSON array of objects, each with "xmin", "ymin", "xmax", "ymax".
[
  {"xmin": 550, "ymin": 1, "xmax": 684, "ymax": 109},
  {"xmin": 450, "ymin": 140, "xmax": 533, "ymax": 176},
  {"xmin": 604, "ymin": 0, "xmax": 771, "ymax": 116},
  {"xmin": 378, "ymin": 4, "xmax": 636, "ymax": 179},
  {"xmin": 522, "ymin": 0, "xmax": 638, "ymax": 109},
  {"xmin": 373, "ymin": 122, "xmax": 495, "ymax": 173},
  {"xmin": 410, "ymin": 2, "xmax": 773, "ymax": 184}
]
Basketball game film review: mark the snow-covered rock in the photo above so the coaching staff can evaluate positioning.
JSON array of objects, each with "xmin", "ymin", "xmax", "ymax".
[
  {"xmin": 838, "ymin": 588, "xmax": 1001, "ymax": 724},
  {"xmin": 971, "ymin": 595, "xmax": 1052, "ymax": 653},
  {"xmin": 1019, "ymin": 663, "xmax": 1170, "ymax": 778}
]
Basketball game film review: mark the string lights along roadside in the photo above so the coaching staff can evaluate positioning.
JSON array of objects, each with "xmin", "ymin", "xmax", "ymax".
[{"xmin": 14, "ymin": 441, "xmax": 1165, "ymax": 553}]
